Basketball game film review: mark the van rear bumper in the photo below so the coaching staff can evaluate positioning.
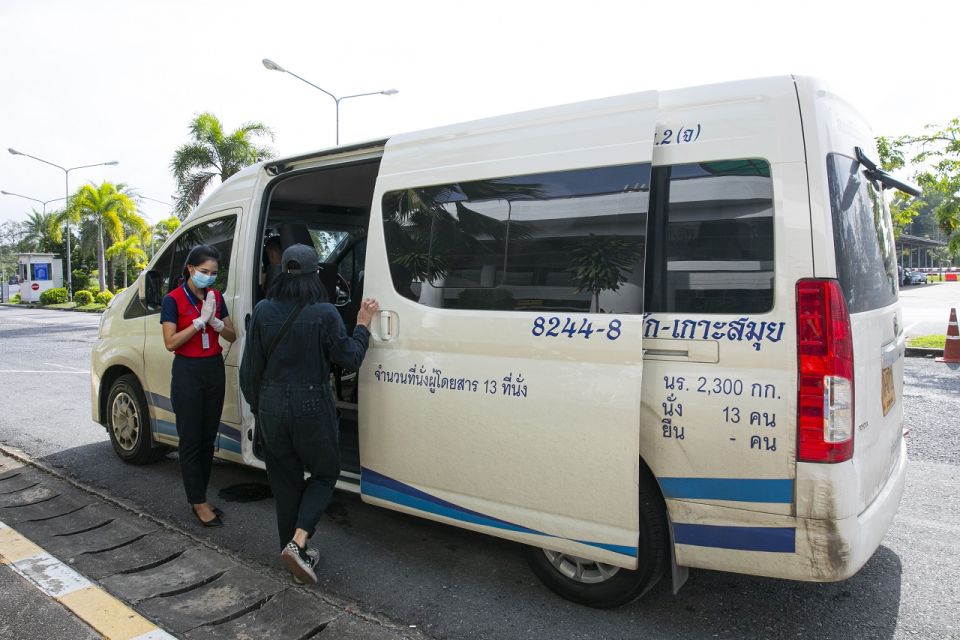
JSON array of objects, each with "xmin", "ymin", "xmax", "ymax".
[{"xmin": 668, "ymin": 437, "xmax": 907, "ymax": 582}]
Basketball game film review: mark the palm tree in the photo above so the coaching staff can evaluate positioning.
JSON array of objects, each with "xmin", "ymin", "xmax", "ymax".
[
  {"xmin": 171, "ymin": 112, "xmax": 275, "ymax": 218},
  {"xmin": 19, "ymin": 210, "xmax": 60, "ymax": 253},
  {"xmin": 106, "ymin": 235, "xmax": 148, "ymax": 289},
  {"xmin": 62, "ymin": 182, "xmax": 145, "ymax": 292},
  {"xmin": 150, "ymin": 216, "xmax": 180, "ymax": 258}
]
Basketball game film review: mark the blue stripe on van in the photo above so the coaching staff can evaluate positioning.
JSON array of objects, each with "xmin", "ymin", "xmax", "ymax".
[
  {"xmin": 673, "ymin": 523, "xmax": 796, "ymax": 553},
  {"xmin": 147, "ymin": 393, "xmax": 242, "ymax": 446},
  {"xmin": 361, "ymin": 468, "xmax": 637, "ymax": 557},
  {"xmin": 658, "ymin": 477, "xmax": 794, "ymax": 503}
]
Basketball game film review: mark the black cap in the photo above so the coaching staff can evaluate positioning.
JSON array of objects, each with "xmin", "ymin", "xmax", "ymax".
[{"xmin": 281, "ymin": 244, "xmax": 319, "ymax": 274}]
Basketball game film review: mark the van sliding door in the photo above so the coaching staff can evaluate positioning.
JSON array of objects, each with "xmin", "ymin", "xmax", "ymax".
[{"xmin": 357, "ymin": 93, "xmax": 658, "ymax": 569}]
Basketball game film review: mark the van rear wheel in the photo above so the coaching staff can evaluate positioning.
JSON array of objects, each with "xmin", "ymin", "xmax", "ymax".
[
  {"xmin": 522, "ymin": 475, "xmax": 668, "ymax": 608},
  {"xmin": 107, "ymin": 374, "xmax": 165, "ymax": 465}
]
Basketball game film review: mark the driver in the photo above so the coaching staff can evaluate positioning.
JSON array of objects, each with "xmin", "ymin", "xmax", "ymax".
[{"xmin": 260, "ymin": 234, "xmax": 283, "ymax": 297}]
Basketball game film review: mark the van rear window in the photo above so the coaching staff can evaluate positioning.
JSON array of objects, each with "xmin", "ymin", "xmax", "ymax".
[
  {"xmin": 826, "ymin": 154, "xmax": 898, "ymax": 313},
  {"xmin": 645, "ymin": 159, "xmax": 775, "ymax": 314}
]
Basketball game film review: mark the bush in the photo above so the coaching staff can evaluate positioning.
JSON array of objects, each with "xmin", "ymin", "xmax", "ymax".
[
  {"xmin": 10, "ymin": 293, "xmax": 20, "ymax": 303},
  {"xmin": 115, "ymin": 287, "xmax": 126, "ymax": 295},
  {"xmin": 71, "ymin": 270, "xmax": 93, "ymax": 291},
  {"xmin": 40, "ymin": 287, "xmax": 69, "ymax": 305},
  {"xmin": 73, "ymin": 290, "xmax": 94, "ymax": 305},
  {"xmin": 95, "ymin": 290, "xmax": 114, "ymax": 305}
]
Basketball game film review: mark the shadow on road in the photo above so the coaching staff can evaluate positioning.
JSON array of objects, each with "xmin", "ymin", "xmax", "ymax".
[{"xmin": 34, "ymin": 440, "xmax": 904, "ymax": 640}]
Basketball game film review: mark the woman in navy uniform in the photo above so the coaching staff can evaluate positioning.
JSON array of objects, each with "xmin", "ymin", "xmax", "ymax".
[{"xmin": 161, "ymin": 244, "xmax": 237, "ymax": 527}]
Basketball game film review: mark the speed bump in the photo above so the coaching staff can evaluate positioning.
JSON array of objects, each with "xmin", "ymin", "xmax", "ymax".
[{"xmin": 0, "ymin": 519, "xmax": 176, "ymax": 640}]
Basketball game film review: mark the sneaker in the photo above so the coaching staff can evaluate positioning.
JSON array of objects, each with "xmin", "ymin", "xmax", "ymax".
[
  {"xmin": 292, "ymin": 547, "xmax": 320, "ymax": 585},
  {"xmin": 280, "ymin": 542, "xmax": 318, "ymax": 585}
]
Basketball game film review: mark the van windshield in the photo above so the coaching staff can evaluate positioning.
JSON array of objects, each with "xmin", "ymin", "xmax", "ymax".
[{"xmin": 826, "ymin": 153, "xmax": 898, "ymax": 313}]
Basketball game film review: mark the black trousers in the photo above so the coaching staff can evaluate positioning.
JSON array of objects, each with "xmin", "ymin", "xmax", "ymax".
[
  {"xmin": 170, "ymin": 354, "xmax": 225, "ymax": 505},
  {"xmin": 258, "ymin": 383, "xmax": 340, "ymax": 548}
]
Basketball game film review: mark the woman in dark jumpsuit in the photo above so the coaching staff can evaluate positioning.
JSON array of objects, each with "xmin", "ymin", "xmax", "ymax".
[{"xmin": 240, "ymin": 243, "xmax": 378, "ymax": 585}]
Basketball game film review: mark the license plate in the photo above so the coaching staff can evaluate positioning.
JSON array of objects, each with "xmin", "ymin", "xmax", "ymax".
[{"xmin": 881, "ymin": 366, "xmax": 895, "ymax": 416}]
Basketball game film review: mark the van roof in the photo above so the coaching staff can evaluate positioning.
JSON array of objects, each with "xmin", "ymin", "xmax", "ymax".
[{"xmin": 186, "ymin": 75, "xmax": 825, "ymax": 221}]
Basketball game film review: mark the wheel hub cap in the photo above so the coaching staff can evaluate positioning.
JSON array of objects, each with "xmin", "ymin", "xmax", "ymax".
[
  {"xmin": 543, "ymin": 549, "xmax": 621, "ymax": 584},
  {"xmin": 111, "ymin": 392, "xmax": 141, "ymax": 452}
]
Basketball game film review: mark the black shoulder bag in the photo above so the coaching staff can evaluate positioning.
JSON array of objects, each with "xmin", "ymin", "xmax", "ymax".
[{"xmin": 252, "ymin": 302, "xmax": 305, "ymax": 458}]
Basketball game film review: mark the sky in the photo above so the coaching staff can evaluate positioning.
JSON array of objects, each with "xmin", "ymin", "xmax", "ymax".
[{"xmin": 1, "ymin": 0, "xmax": 958, "ymax": 225}]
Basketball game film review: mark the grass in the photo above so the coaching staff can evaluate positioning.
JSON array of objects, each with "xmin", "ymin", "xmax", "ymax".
[
  {"xmin": 74, "ymin": 303, "xmax": 107, "ymax": 312},
  {"xmin": 908, "ymin": 334, "xmax": 946, "ymax": 349},
  {"xmin": 1, "ymin": 300, "xmax": 106, "ymax": 313}
]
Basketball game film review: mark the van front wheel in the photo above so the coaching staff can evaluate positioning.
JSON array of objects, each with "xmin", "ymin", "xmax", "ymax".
[
  {"xmin": 107, "ymin": 374, "xmax": 164, "ymax": 465},
  {"xmin": 522, "ymin": 478, "xmax": 668, "ymax": 608}
]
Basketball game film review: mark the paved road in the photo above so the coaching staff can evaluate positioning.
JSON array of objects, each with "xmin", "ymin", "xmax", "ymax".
[
  {"xmin": 1, "ymin": 304, "xmax": 959, "ymax": 640},
  {"xmin": 900, "ymin": 280, "xmax": 960, "ymax": 337}
]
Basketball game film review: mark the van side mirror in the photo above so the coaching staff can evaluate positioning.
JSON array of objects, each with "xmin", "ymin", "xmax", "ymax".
[{"xmin": 144, "ymin": 270, "xmax": 162, "ymax": 309}]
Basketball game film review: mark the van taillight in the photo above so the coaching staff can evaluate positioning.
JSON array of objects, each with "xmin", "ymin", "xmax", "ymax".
[{"xmin": 796, "ymin": 279, "xmax": 854, "ymax": 463}]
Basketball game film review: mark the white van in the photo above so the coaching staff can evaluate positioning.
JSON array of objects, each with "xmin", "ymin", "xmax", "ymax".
[{"xmin": 91, "ymin": 75, "xmax": 911, "ymax": 607}]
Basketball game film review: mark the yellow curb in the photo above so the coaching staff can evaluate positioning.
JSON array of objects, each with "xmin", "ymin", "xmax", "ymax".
[
  {"xmin": 59, "ymin": 585, "xmax": 159, "ymax": 640},
  {"xmin": 0, "ymin": 525, "xmax": 44, "ymax": 563}
]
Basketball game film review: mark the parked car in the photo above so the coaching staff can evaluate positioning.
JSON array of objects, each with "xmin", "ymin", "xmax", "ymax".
[{"xmin": 903, "ymin": 269, "xmax": 928, "ymax": 285}]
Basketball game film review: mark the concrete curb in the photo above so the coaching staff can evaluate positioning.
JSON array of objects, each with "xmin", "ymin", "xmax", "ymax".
[
  {"xmin": 0, "ymin": 443, "xmax": 427, "ymax": 640},
  {"xmin": 905, "ymin": 347, "xmax": 943, "ymax": 359}
]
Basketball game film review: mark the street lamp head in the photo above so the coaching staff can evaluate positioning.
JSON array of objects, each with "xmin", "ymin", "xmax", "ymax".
[
  {"xmin": 105, "ymin": 161, "xmax": 119, "ymax": 166},
  {"xmin": 8, "ymin": 148, "xmax": 21, "ymax": 156},
  {"xmin": 381, "ymin": 89, "xmax": 399, "ymax": 96},
  {"xmin": 262, "ymin": 58, "xmax": 286, "ymax": 73}
]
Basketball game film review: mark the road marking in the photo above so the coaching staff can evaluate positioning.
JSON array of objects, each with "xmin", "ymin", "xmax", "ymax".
[
  {"xmin": 0, "ymin": 518, "xmax": 176, "ymax": 640},
  {"xmin": 42, "ymin": 362, "xmax": 83, "ymax": 371},
  {"xmin": 0, "ymin": 370, "xmax": 90, "ymax": 374}
]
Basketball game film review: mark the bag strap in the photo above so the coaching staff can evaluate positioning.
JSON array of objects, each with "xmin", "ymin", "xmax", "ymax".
[{"xmin": 263, "ymin": 303, "xmax": 305, "ymax": 363}]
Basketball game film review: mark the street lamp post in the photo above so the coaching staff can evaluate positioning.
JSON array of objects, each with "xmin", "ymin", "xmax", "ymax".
[
  {"xmin": 8, "ymin": 148, "xmax": 118, "ymax": 299},
  {"xmin": 1, "ymin": 191, "xmax": 66, "ymax": 216},
  {"xmin": 261, "ymin": 58, "xmax": 397, "ymax": 145}
]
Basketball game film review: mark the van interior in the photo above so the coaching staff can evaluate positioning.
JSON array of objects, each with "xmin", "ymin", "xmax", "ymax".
[{"xmin": 252, "ymin": 157, "xmax": 382, "ymax": 472}]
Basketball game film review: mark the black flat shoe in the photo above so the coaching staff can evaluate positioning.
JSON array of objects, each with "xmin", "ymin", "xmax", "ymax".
[
  {"xmin": 193, "ymin": 509, "xmax": 223, "ymax": 528},
  {"xmin": 212, "ymin": 507, "xmax": 224, "ymax": 519}
]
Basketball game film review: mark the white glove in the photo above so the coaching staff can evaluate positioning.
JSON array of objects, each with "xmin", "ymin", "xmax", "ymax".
[
  {"xmin": 209, "ymin": 316, "xmax": 224, "ymax": 333},
  {"xmin": 192, "ymin": 318, "xmax": 206, "ymax": 332},
  {"xmin": 200, "ymin": 291, "xmax": 216, "ymax": 324}
]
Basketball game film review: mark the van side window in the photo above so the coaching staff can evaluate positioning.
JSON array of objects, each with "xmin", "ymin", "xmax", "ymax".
[
  {"xmin": 826, "ymin": 154, "xmax": 898, "ymax": 313},
  {"xmin": 147, "ymin": 215, "xmax": 237, "ymax": 313},
  {"xmin": 382, "ymin": 164, "xmax": 651, "ymax": 313},
  {"xmin": 645, "ymin": 159, "xmax": 774, "ymax": 314}
]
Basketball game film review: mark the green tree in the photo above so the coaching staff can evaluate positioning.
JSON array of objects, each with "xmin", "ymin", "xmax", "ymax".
[
  {"xmin": 151, "ymin": 216, "xmax": 180, "ymax": 257},
  {"xmin": 19, "ymin": 210, "xmax": 61, "ymax": 253},
  {"xmin": 0, "ymin": 220, "xmax": 24, "ymax": 282},
  {"xmin": 61, "ymin": 182, "xmax": 145, "ymax": 292},
  {"xmin": 106, "ymin": 235, "xmax": 148, "ymax": 288},
  {"xmin": 879, "ymin": 118, "xmax": 960, "ymax": 251},
  {"xmin": 171, "ymin": 113, "xmax": 275, "ymax": 218}
]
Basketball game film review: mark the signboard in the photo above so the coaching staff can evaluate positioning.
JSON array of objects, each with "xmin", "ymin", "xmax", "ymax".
[
  {"xmin": 31, "ymin": 263, "xmax": 50, "ymax": 280},
  {"xmin": 31, "ymin": 283, "xmax": 40, "ymax": 291}
]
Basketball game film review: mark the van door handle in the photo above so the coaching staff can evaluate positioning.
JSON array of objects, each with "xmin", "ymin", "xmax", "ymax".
[
  {"xmin": 880, "ymin": 337, "xmax": 902, "ymax": 368},
  {"xmin": 379, "ymin": 310, "xmax": 398, "ymax": 341},
  {"xmin": 643, "ymin": 338, "xmax": 719, "ymax": 363}
]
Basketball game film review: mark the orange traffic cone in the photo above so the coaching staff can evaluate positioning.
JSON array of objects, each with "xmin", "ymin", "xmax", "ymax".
[{"xmin": 936, "ymin": 308, "xmax": 960, "ymax": 363}]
